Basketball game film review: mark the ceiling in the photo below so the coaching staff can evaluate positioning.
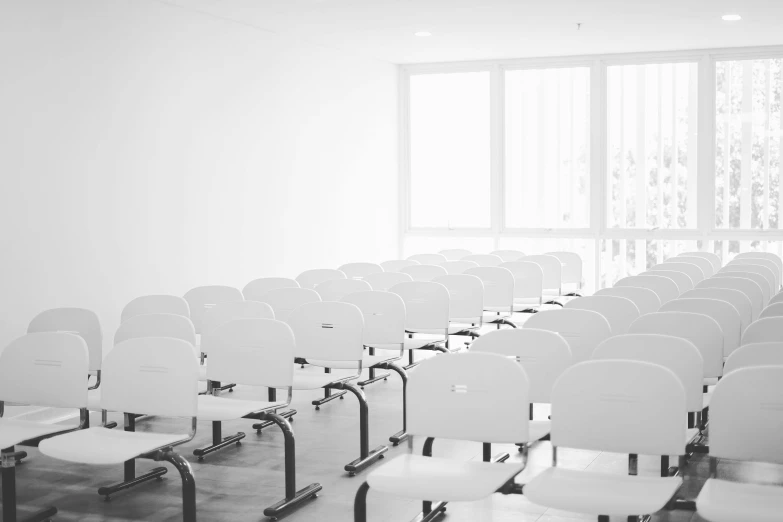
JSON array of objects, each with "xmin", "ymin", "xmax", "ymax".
[{"xmin": 164, "ymin": 0, "xmax": 783, "ymax": 64}]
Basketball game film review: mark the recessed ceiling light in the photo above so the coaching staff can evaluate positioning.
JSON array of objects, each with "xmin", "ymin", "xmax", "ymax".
[
  {"xmin": 722, "ymin": 14, "xmax": 741, "ymax": 21},
  {"xmin": 414, "ymin": 31, "xmax": 432, "ymax": 37}
]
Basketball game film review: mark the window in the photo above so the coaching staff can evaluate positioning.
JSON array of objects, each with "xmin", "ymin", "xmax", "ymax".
[
  {"xmin": 409, "ymin": 71, "xmax": 491, "ymax": 228},
  {"xmin": 504, "ymin": 67, "xmax": 590, "ymax": 228},
  {"xmin": 607, "ymin": 63, "xmax": 698, "ymax": 229},
  {"xmin": 715, "ymin": 58, "xmax": 783, "ymax": 230}
]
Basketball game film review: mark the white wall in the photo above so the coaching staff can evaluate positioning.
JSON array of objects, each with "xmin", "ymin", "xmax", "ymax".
[{"xmin": 0, "ymin": 0, "xmax": 398, "ymax": 352}]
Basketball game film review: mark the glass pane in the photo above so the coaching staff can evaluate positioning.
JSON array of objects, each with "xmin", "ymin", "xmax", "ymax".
[
  {"xmin": 402, "ymin": 236, "xmax": 495, "ymax": 258},
  {"xmin": 409, "ymin": 72, "xmax": 491, "ymax": 228},
  {"xmin": 607, "ymin": 63, "xmax": 698, "ymax": 229},
  {"xmin": 715, "ymin": 59, "xmax": 783, "ymax": 230},
  {"xmin": 599, "ymin": 238, "xmax": 702, "ymax": 288},
  {"xmin": 711, "ymin": 239, "xmax": 783, "ymax": 265},
  {"xmin": 505, "ymin": 67, "xmax": 590, "ymax": 228}
]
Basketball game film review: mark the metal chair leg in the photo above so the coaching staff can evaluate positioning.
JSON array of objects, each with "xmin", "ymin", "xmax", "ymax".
[{"xmin": 328, "ymin": 381, "xmax": 388, "ymax": 475}]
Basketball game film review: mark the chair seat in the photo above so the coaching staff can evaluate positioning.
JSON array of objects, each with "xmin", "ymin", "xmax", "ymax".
[
  {"xmin": 197, "ymin": 395, "xmax": 285, "ymax": 422},
  {"xmin": 0, "ymin": 418, "xmax": 72, "ymax": 449},
  {"xmin": 88, "ymin": 389, "xmax": 102, "ymax": 411},
  {"xmin": 408, "ymin": 326, "xmax": 478, "ymax": 335},
  {"xmin": 39, "ymin": 427, "xmax": 188, "ymax": 465},
  {"xmin": 703, "ymin": 390, "xmax": 713, "ymax": 409},
  {"xmin": 292, "ymin": 371, "xmax": 357, "ymax": 390},
  {"xmin": 697, "ymin": 478, "xmax": 783, "ymax": 522},
  {"xmin": 308, "ymin": 353, "xmax": 400, "ymax": 370},
  {"xmin": 367, "ymin": 454, "xmax": 525, "ymax": 502},
  {"xmin": 524, "ymin": 467, "xmax": 682, "ymax": 516},
  {"xmin": 704, "ymin": 377, "xmax": 719, "ymax": 386},
  {"xmin": 529, "ymin": 420, "xmax": 551, "ymax": 441},
  {"xmin": 198, "ymin": 365, "xmax": 208, "ymax": 381}
]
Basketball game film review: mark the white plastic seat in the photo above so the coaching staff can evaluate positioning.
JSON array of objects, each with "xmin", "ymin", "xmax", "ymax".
[
  {"xmin": 642, "ymin": 269, "xmax": 693, "ymax": 292},
  {"xmin": 696, "ymin": 367, "xmax": 783, "ymax": 522},
  {"xmin": 676, "ymin": 251, "xmax": 722, "ymax": 273},
  {"xmin": 242, "ymin": 277, "xmax": 299, "ymax": 301},
  {"xmin": 654, "ymin": 261, "xmax": 706, "ymax": 284},
  {"xmin": 521, "ymin": 254, "xmax": 562, "ymax": 296},
  {"xmin": 523, "ymin": 309, "xmax": 612, "ymax": 362},
  {"xmin": 400, "ymin": 264, "xmax": 448, "ymax": 282},
  {"xmin": 433, "ymin": 274, "xmax": 484, "ymax": 328},
  {"xmin": 547, "ymin": 251, "xmax": 584, "ymax": 295},
  {"xmin": 465, "ymin": 266, "xmax": 517, "ymax": 323},
  {"xmin": 183, "ymin": 285, "xmax": 244, "ymax": 334},
  {"xmin": 490, "ymin": 249, "xmax": 525, "ymax": 262},
  {"xmin": 42, "ymin": 428, "xmax": 188, "ymax": 465},
  {"xmin": 728, "ymin": 258, "xmax": 780, "ymax": 290},
  {"xmin": 439, "ymin": 260, "xmax": 479, "ymax": 274},
  {"xmin": 407, "ymin": 253, "xmax": 447, "ymax": 265},
  {"xmin": 338, "ymin": 262, "xmax": 384, "ymax": 279},
  {"xmin": 201, "ymin": 300, "xmax": 274, "ymax": 336},
  {"xmin": 438, "ymin": 248, "xmax": 472, "ymax": 261},
  {"xmin": 500, "ymin": 261, "xmax": 544, "ymax": 310},
  {"xmin": 615, "ymin": 274, "xmax": 680, "ymax": 304},
  {"xmin": 594, "ymin": 286, "xmax": 661, "ymax": 316},
  {"xmin": 717, "ymin": 267, "xmax": 773, "ymax": 304},
  {"xmin": 315, "ymin": 278, "xmax": 372, "ymax": 301},
  {"xmin": 760, "ymin": 302, "xmax": 783, "ymax": 318},
  {"xmin": 565, "ymin": 295, "xmax": 640, "ymax": 335},
  {"xmin": 258, "ymin": 287, "xmax": 321, "ymax": 322},
  {"xmin": 723, "ymin": 342, "xmax": 783, "ymax": 374},
  {"xmin": 734, "ymin": 251, "xmax": 782, "ymax": 285},
  {"xmin": 461, "ymin": 253, "xmax": 503, "ymax": 267},
  {"xmin": 697, "ymin": 276, "xmax": 764, "ymax": 320},
  {"xmin": 114, "ymin": 313, "xmax": 197, "ymax": 350},
  {"xmin": 362, "ymin": 271, "xmax": 413, "ymax": 291},
  {"xmin": 380, "ymin": 259, "xmax": 419, "ymax": 272},
  {"xmin": 672, "ymin": 255, "xmax": 716, "ymax": 277},
  {"xmin": 121, "ymin": 295, "xmax": 190, "ymax": 323},
  {"xmin": 296, "ymin": 268, "xmax": 346, "ymax": 290},
  {"xmin": 389, "ymin": 281, "xmax": 451, "ymax": 355},
  {"xmin": 661, "ymin": 298, "xmax": 742, "ymax": 358},
  {"xmin": 680, "ymin": 287, "xmax": 753, "ymax": 336},
  {"xmin": 741, "ymin": 316, "xmax": 783, "ymax": 344},
  {"xmin": 197, "ymin": 395, "xmax": 283, "ymax": 422}
]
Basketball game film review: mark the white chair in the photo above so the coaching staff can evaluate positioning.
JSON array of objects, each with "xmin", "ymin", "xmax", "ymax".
[
  {"xmin": 242, "ymin": 277, "xmax": 299, "ymax": 301},
  {"xmin": 500, "ymin": 260, "xmax": 544, "ymax": 312},
  {"xmin": 616, "ymin": 274, "xmax": 680, "ymax": 304},
  {"xmin": 438, "ymin": 248, "xmax": 472, "ymax": 261},
  {"xmin": 522, "ymin": 254, "xmax": 563, "ymax": 299},
  {"xmin": 723, "ymin": 342, "xmax": 783, "ymax": 375},
  {"xmin": 407, "ymin": 253, "xmax": 447, "ymax": 265},
  {"xmin": 741, "ymin": 317, "xmax": 783, "ymax": 344},
  {"xmin": 39, "ymin": 337, "xmax": 199, "ymax": 518},
  {"xmin": 769, "ymin": 291, "xmax": 783, "ymax": 306},
  {"xmin": 338, "ymin": 262, "xmax": 384, "ymax": 279},
  {"xmin": 0, "ymin": 332, "xmax": 89, "ymax": 521},
  {"xmin": 760, "ymin": 302, "xmax": 783, "ymax": 318},
  {"xmin": 380, "ymin": 259, "xmax": 420, "ymax": 272},
  {"xmin": 677, "ymin": 251, "xmax": 722, "ymax": 273},
  {"xmin": 490, "ymin": 249, "xmax": 526, "ymax": 262},
  {"xmin": 728, "ymin": 257, "xmax": 780, "ymax": 290},
  {"xmin": 432, "ymin": 274, "xmax": 484, "ymax": 337},
  {"xmin": 183, "ymin": 285, "xmax": 244, "ymax": 335},
  {"xmin": 258, "ymin": 287, "xmax": 321, "ymax": 322},
  {"xmin": 713, "ymin": 270, "xmax": 771, "ymax": 305},
  {"xmin": 400, "ymin": 264, "xmax": 448, "ymax": 282},
  {"xmin": 121, "ymin": 295, "xmax": 190, "ymax": 323},
  {"xmin": 389, "ymin": 281, "xmax": 451, "ymax": 368},
  {"xmin": 629, "ymin": 312, "xmax": 724, "ymax": 386},
  {"xmin": 565, "ymin": 295, "xmax": 640, "ymax": 335},
  {"xmin": 696, "ymin": 367, "xmax": 783, "ymax": 522},
  {"xmin": 353, "ymin": 352, "xmax": 531, "ymax": 522},
  {"xmin": 547, "ymin": 251, "xmax": 584, "ymax": 296},
  {"xmin": 439, "ymin": 260, "xmax": 479, "ymax": 274},
  {"xmin": 680, "ymin": 288, "xmax": 753, "ymax": 338},
  {"xmin": 315, "ymin": 278, "xmax": 372, "ymax": 302},
  {"xmin": 642, "ymin": 269, "xmax": 693, "ymax": 292},
  {"xmin": 719, "ymin": 265, "xmax": 775, "ymax": 303},
  {"xmin": 471, "ymin": 328, "xmax": 572, "ymax": 442},
  {"xmin": 672, "ymin": 255, "xmax": 716, "ymax": 278},
  {"xmin": 287, "ymin": 301, "xmax": 388, "ymax": 475},
  {"xmin": 202, "ymin": 300, "xmax": 275, "ymax": 335},
  {"xmin": 523, "ymin": 309, "xmax": 612, "ymax": 363},
  {"xmin": 295, "ymin": 268, "xmax": 346, "ymax": 290},
  {"xmin": 524, "ymin": 360, "xmax": 686, "ymax": 520},
  {"xmin": 466, "ymin": 266, "xmax": 518, "ymax": 327},
  {"xmin": 461, "ymin": 253, "xmax": 503, "ymax": 267},
  {"xmin": 661, "ymin": 298, "xmax": 742, "ymax": 359},
  {"xmin": 734, "ymin": 251, "xmax": 782, "ymax": 283},
  {"xmin": 594, "ymin": 286, "xmax": 662, "ymax": 316},
  {"xmin": 698, "ymin": 276, "xmax": 765, "ymax": 320},
  {"xmin": 655, "ymin": 260, "xmax": 706, "ymax": 284},
  {"xmin": 362, "ymin": 271, "xmax": 413, "ymax": 292}
]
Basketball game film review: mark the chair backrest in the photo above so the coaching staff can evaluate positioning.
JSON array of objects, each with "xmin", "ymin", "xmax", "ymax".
[
  {"xmin": 433, "ymin": 274, "xmax": 484, "ymax": 322},
  {"xmin": 660, "ymin": 298, "xmax": 742, "ymax": 358},
  {"xmin": 407, "ymin": 352, "xmax": 529, "ymax": 444},
  {"xmin": 202, "ymin": 300, "xmax": 275, "ymax": 337},
  {"xmin": 770, "ymin": 291, "xmax": 783, "ymax": 307},
  {"xmin": 121, "ymin": 295, "xmax": 190, "ymax": 323},
  {"xmin": 500, "ymin": 261, "xmax": 544, "ymax": 301},
  {"xmin": 389, "ymin": 281, "xmax": 450, "ymax": 331},
  {"xmin": 407, "ymin": 253, "xmax": 448, "ymax": 265},
  {"xmin": 615, "ymin": 274, "xmax": 680, "ymax": 304},
  {"xmin": 593, "ymin": 334, "xmax": 704, "ymax": 413},
  {"xmin": 594, "ymin": 286, "xmax": 662, "ymax": 316},
  {"xmin": 341, "ymin": 291, "xmax": 406, "ymax": 346},
  {"xmin": 438, "ymin": 248, "xmax": 473, "ymax": 261},
  {"xmin": 734, "ymin": 251, "xmax": 782, "ymax": 282},
  {"xmin": 287, "ymin": 301, "xmax": 364, "ymax": 362},
  {"xmin": 295, "ymin": 268, "xmax": 346, "ymax": 290},
  {"xmin": 400, "ymin": 264, "xmax": 448, "ymax": 282},
  {"xmin": 28, "ymin": 307, "xmax": 103, "ymax": 372},
  {"xmin": 760, "ymin": 302, "xmax": 783, "ymax": 319},
  {"xmin": 728, "ymin": 258, "xmax": 780, "ymax": 290},
  {"xmin": 680, "ymin": 287, "xmax": 753, "ymax": 335},
  {"xmin": 362, "ymin": 271, "xmax": 413, "ymax": 292},
  {"xmin": 338, "ymin": 262, "xmax": 384, "ymax": 279},
  {"xmin": 465, "ymin": 266, "xmax": 515, "ymax": 310},
  {"xmin": 183, "ymin": 285, "xmax": 244, "ymax": 334},
  {"xmin": 204, "ymin": 318, "xmax": 294, "ymax": 388},
  {"xmin": 565, "ymin": 295, "xmax": 640, "ymax": 335},
  {"xmin": 713, "ymin": 270, "xmax": 771, "ymax": 305},
  {"xmin": 439, "ymin": 260, "xmax": 479, "ymax": 275},
  {"xmin": 741, "ymin": 316, "xmax": 783, "ymax": 344},
  {"xmin": 641, "ymin": 269, "xmax": 693, "ymax": 292},
  {"xmin": 629, "ymin": 311, "xmax": 724, "ymax": 379},
  {"xmin": 380, "ymin": 259, "xmax": 420, "ymax": 272},
  {"xmin": 471, "ymin": 328, "xmax": 572, "ymax": 403},
  {"xmin": 671, "ymin": 255, "xmax": 715, "ymax": 277},
  {"xmin": 461, "ymin": 254, "xmax": 504, "ymax": 267},
  {"xmin": 719, "ymin": 265, "xmax": 775, "ymax": 303},
  {"xmin": 547, "ymin": 251, "xmax": 583, "ymax": 286},
  {"xmin": 101, "ymin": 337, "xmax": 198, "ymax": 418},
  {"xmin": 653, "ymin": 261, "xmax": 705, "ymax": 284},
  {"xmin": 723, "ymin": 342, "xmax": 783, "ymax": 375},
  {"xmin": 258, "ymin": 287, "xmax": 321, "ymax": 322},
  {"xmin": 708, "ymin": 367, "xmax": 783, "ymax": 465},
  {"xmin": 698, "ymin": 276, "xmax": 764, "ymax": 320},
  {"xmin": 490, "ymin": 249, "xmax": 526, "ymax": 262},
  {"xmin": 315, "ymin": 278, "xmax": 372, "ymax": 302},
  {"xmin": 550, "ymin": 360, "xmax": 686, "ymax": 456},
  {"xmin": 523, "ymin": 309, "xmax": 612, "ymax": 363},
  {"xmin": 114, "ymin": 313, "xmax": 197, "ymax": 350},
  {"xmin": 242, "ymin": 277, "xmax": 299, "ymax": 301},
  {"xmin": 521, "ymin": 254, "xmax": 562, "ymax": 292},
  {"xmin": 676, "ymin": 251, "xmax": 722, "ymax": 273},
  {"xmin": 0, "ymin": 332, "xmax": 89, "ymax": 409}
]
